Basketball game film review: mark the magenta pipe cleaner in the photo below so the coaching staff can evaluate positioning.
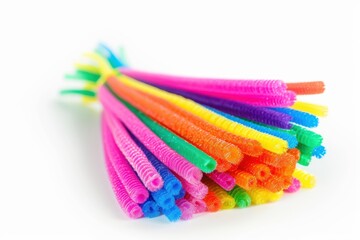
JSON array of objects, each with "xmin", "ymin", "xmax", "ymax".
[
  {"xmin": 119, "ymin": 68, "xmax": 287, "ymax": 96},
  {"xmin": 207, "ymin": 171, "xmax": 236, "ymax": 191},
  {"xmin": 176, "ymin": 199, "xmax": 196, "ymax": 220},
  {"xmin": 103, "ymin": 148, "xmax": 143, "ymax": 219},
  {"xmin": 176, "ymin": 174, "xmax": 208, "ymax": 200},
  {"xmin": 102, "ymin": 114, "xmax": 149, "ymax": 203},
  {"xmin": 185, "ymin": 195, "xmax": 207, "ymax": 213},
  {"xmin": 105, "ymin": 111, "xmax": 163, "ymax": 192},
  {"xmin": 200, "ymin": 90, "xmax": 297, "ymax": 107}
]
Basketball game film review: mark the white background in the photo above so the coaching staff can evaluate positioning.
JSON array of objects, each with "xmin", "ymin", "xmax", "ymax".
[{"xmin": 0, "ymin": 0, "xmax": 359, "ymax": 239}]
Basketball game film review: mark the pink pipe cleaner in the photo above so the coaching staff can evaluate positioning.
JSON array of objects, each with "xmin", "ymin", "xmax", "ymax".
[
  {"xmin": 99, "ymin": 86, "xmax": 203, "ymax": 184},
  {"xmin": 194, "ymin": 90, "xmax": 296, "ymax": 107},
  {"xmin": 207, "ymin": 171, "xmax": 236, "ymax": 191},
  {"xmin": 104, "ymin": 148, "xmax": 143, "ymax": 219},
  {"xmin": 119, "ymin": 68, "xmax": 287, "ymax": 96},
  {"xmin": 176, "ymin": 174, "xmax": 208, "ymax": 200},
  {"xmin": 102, "ymin": 114, "xmax": 149, "ymax": 203},
  {"xmin": 105, "ymin": 111, "xmax": 163, "ymax": 192},
  {"xmin": 284, "ymin": 177, "xmax": 301, "ymax": 193},
  {"xmin": 176, "ymin": 199, "xmax": 196, "ymax": 220},
  {"xmin": 185, "ymin": 195, "xmax": 207, "ymax": 213}
]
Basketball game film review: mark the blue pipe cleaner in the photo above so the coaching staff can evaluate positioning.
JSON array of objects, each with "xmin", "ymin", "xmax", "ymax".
[
  {"xmin": 140, "ymin": 196, "xmax": 161, "ymax": 218},
  {"xmin": 162, "ymin": 205, "xmax": 181, "ymax": 222},
  {"xmin": 270, "ymin": 107, "xmax": 319, "ymax": 128}
]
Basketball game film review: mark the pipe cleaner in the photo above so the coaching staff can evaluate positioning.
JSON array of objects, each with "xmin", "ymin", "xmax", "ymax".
[
  {"xmin": 60, "ymin": 44, "xmax": 328, "ymax": 221},
  {"xmin": 291, "ymin": 101, "xmax": 328, "ymax": 117},
  {"xmin": 176, "ymin": 199, "xmax": 196, "ymax": 220},
  {"xmin": 162, "ymin": 205, "xmax": 182, "ymax": 222},
  {"xmin": 206, "ymin": 171, "xmax": 236, "ymax": 191},
  {"xmin": 271, "ymin": 107, "xmax": 319, "ymax": 128},
  {"xmin": 203, "ymin": 191, "xmax": 222, "ymax": 212},
  {"xmin": 286, "ymin": 81, "xmax": 325, "ymax": 95},
  {"xmin": 177, "ymin": 174, "xmax": 209, "ymax": 200},
  {"xmin": 103, "ymin": 149, "xmax": 143, "ymax": 219},
  {"xmin": 227, "ymin": 186, "xmax": 252, "ymax": 208},
  {"xmin": 229, "ymin": 170, "xmax": 257, "ymax": 190},
  {"xmin": 185, "ymin": 195, "xmax": 208, "ymax": 213},
  {"xmin": 102, "ymin": 114, "xmax": 149, "ymax": 203},
  {"xmin": 247, "ymin": 188, "xmax": 283, "ymax": 205},
  {"xmin": 293, "ymin": 169, "xmax": 316, "ymax": 189},
  {"xmin": 140, "ymin": 197, "xmax": 161, "ymax": 218},
  {"xmin": 119, "ymin": 68, "xmax": 288, "ymax": 96},
  {"xmin": 238, "ymin": 161, "xmax": 271, "ymax": 182}
]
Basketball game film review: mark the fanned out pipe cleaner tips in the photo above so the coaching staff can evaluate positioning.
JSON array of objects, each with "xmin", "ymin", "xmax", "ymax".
[{"xmin": 61, "ymin": 44, "xmax": 328, "ymax": 221}]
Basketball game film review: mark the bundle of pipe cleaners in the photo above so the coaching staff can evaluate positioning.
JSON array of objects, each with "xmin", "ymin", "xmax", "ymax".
[{"xmin": 61, "ymin": 44, "xmax": 327, "ymax": 221}]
